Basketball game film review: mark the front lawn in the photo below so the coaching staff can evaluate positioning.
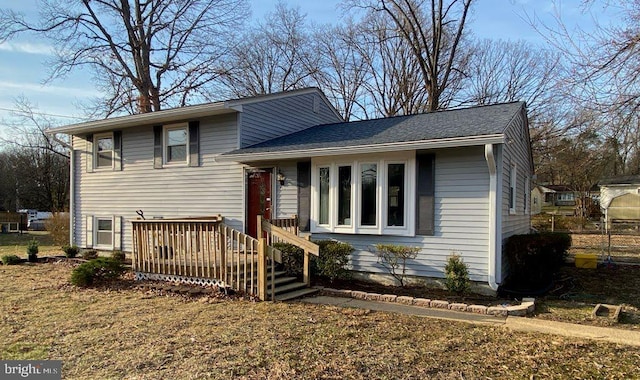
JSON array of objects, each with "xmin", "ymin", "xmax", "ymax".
[
  {"xmin": 0, "ymin": 231, "xmax": 59, "ymax": 257},
  {"xmin": 1, "ymin": 263, "xmax": 639, "ymax": 379}
]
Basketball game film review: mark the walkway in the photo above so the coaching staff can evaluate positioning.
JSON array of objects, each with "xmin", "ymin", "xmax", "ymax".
[{"xmin": 300, "ymin": 295, "xmax": 640, "ymax": 347}]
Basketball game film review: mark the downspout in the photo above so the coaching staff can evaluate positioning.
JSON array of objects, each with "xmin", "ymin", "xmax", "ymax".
[
  {"xmin": 69, "ymin": 138, "xmax": 74, "ymax": 246},
  {"xmin": 484, "ymin": 144, "xmax": 499, "ymax": 291}
]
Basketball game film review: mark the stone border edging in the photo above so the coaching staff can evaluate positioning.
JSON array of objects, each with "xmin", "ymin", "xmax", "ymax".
[{"xmin": 316, "ymin": 287, "xmax": 535, "ymax": 317}]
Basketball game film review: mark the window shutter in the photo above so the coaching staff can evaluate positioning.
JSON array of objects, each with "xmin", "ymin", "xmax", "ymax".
[
  {"xmin": 86, "ymin": 134, "xmax": 94, "ymax": 173},
  {"xmin": 153, "ymin": 125, "xmax": 163, "ymax": 169},
  {"xmin": 188, "ymin": 121, "xmax": 199, "ymax": 167},
  {"xmin": 416, "ymin": 153, "xmax": 435, "ymax": 235},
  {"xmin": 297, "ymin": 161, "xmax": 311, "ymax": 232},
  {"xmin": 113, "ymin": 130, "xmax": 123, "ymax": 171},
  {"xmin": 86, "ymin": 215, "xmax": 94, "ymax": 248},
  {"xmin": 113, "ymin": 216, "xmax": 122, "ymax": 250}
]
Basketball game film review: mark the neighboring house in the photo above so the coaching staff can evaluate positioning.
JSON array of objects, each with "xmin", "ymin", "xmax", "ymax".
[
  {"xmin": 531, "ymin": 185, "xmax": 555, "ymax": 214},
  {"xmin": 599, "ymin": 175, "xmax": 640, "ymax": 223},
  {"xmin": 544, "ymin": 185, "xmax": 578, "ymax": 207},
  {"xmin": 47, "ymin": 88, "xmax": 533, "ymax": 293}
]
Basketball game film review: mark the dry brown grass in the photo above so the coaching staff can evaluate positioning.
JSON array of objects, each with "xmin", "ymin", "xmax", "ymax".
[{"xmin": 1, "ymin": 263, "xmax": 640, "ymax": 379}]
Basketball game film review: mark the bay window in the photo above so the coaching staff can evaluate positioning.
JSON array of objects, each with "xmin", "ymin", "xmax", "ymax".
[{"xmin": 311, "ymin": 153, "xmax": 416, "ymax": 236}]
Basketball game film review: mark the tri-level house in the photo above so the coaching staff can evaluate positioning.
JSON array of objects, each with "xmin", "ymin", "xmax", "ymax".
[{"xmin": 48, "ymin": 88, "xmax": 533, "ymax": 299}]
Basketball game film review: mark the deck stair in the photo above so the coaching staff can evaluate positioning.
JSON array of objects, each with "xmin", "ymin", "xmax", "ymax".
[{"xmin": 265, "ymin": 269, "xmax": 319, "ymax": 301}]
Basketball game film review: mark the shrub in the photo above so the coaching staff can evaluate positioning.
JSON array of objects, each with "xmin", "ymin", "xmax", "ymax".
[
  {"xmin": 45, "ymin": 213, "xmax": 70, "ymax": 247},
  {"xmin": 82, "ymin": 249, "xmax": 98, "ymax": 260},
  {"xmin": 111, "ymin": 250, "xmax": 126, "ymax": 262},
  {"xmin": 70, "ymin": 257, "xmax": 126, "ymax": 287},
  {"xmin": 27, "ymin": 239, "xmax": 38, "ymax": 262},
  {"xmin": 444, "ymin": 253, "xmax": 470, "ymax": 294},
  {"xmin": 272, "ymin": 242, "xmax": 304, "ymax": 277},
  {"xmin": 1, "ymin": 254, "xmax": 22, "ymax": 265},
  {"xmin": 62, "ymin": 245, "xmax": 79, "ymax": 258},
  {"xmin": 375, "ymin": 243, "xmax": 420, "ymax": 287},
  {"xmin": 314, "ymin": 240, "xmax": 354, "ymax": 283},
  {"xmin": 503, "ymin": 232, "xmax": 572, "ymax": 291}
]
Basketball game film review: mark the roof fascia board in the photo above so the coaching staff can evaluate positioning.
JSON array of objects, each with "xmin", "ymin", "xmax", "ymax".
[
  {"xmin": 218, "ymin": 134, "xmax": 505, "ymax": 162},
  {"xmin": 46, "ymin": 102, "xmax": 232, "ymax": 135}
]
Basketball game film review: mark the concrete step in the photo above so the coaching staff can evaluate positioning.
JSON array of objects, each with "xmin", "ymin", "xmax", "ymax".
[{"xmin": 276, "ymin": 287, "xmax": 320, "ymax": 302}]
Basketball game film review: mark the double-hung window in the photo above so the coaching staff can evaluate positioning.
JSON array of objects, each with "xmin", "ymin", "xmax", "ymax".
[
  {"xmin": 164, "ymin": 124, "xmax": 188, "ymax": 164},
  {"xmin": 94, "ymin": 133, "xmax": 114, "ymax": 169},
  {"xmin": 95, "ymin": 217, "xmax": 113, "ymax": 248},
  {"xmin": 509, "ymin": 164, "xmax": 517, "ymax": 214},
  {"xmin": 154, "ymin": 122, "xmax": 199, "ymax": 168},
  {"xmin": 311, "ymin": 153, "xmax": 415, "ymax": 236}
]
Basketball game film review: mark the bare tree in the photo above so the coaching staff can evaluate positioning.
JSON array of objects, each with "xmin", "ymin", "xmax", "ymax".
[
  {"xmin": 460, "ymin": 39, "xmax": 566, "ymax": 145},
  {"xmin": 529, "ymin": 1, "xmax": 640, "ymax": 178},
  {"xmin": 219, "ymin": 3, "xmax": 317, "ymax": 98},
  {"xmin": 357, "ymin": 12, "xmax": 431, "ymax": 117},
  {"xmin": 347, "ymin": 0, "xmax": 473, "ymax": 111},
  {"xmin": 0, "ymin": 99, "xmax": 70, "ymax": 211},
  {"xmin": 312, "ymin": 22, "xmax": 371, "ymax": 121},
  {"xmin": 0, "ymin": 0, "xmax": 250, "ymax": 116}
]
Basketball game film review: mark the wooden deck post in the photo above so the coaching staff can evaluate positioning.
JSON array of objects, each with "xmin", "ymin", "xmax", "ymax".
[
  {"xmin": 257, "ymin": 238, "xmax": 267, "ymax": 301},
  {"xmin": 303, "ymin": 235, "xmax": 311, "ymax": 286},
  {"xmin": 257, "ymin": 214, "xmax": 263, "ymax": 240}
]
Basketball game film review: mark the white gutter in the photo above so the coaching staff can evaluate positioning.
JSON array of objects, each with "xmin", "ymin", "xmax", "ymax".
[
  {"xmin": 45, "ymin": 102, "xmax": 231, "ymax": 135},
  {"xmin": 218, "ymin": 134, "xmax": 505, "ymax": 162},
  {"xmin": 485, "ymin": 144, "xmax": 499, "ymax": 291}
]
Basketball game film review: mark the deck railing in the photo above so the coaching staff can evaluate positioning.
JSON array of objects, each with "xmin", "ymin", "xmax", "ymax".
[
  {"xmin": 269, "ymin": 215, "xmax": 299, "ymax": 236},
  {"xmin": 259, "ymin": 215, "xmax": 319, "ymax": 286},
  {"xmin": 132, "ymin": 217, "xmax": 280, "ymax": 300}
]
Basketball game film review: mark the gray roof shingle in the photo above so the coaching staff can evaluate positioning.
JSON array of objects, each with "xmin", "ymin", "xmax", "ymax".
[{"xmin": 224, "ymin": 101, "xmax": 524, "ymax": 156}]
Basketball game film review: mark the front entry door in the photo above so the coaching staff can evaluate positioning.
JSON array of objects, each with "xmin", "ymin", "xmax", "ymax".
[{"xmin": 247, "ymin": 169, "xmax": 272, "ymax": 238}]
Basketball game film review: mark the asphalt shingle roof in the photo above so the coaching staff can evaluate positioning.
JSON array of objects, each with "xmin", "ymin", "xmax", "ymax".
[{"xmin": 224, "ymin": 101, "xmax": 524, "ymax": 156}]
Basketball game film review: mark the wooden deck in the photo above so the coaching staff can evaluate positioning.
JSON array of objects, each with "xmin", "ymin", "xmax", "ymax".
[{"xmin": 131, "ymin": 215, "xmax": 317, "ymax": 300}]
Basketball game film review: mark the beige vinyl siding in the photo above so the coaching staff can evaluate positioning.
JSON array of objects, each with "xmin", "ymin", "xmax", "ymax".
[
  {"xmin": 312, "ymin": 146, "xmax": 491, "ymax": 282},
  {"xmin": 239, "ymin": 92, "xmax": 342, "ymax": 148},
  {"xmin": 73, "ymin": 113, "xmax": 245, "ymax": 252}
]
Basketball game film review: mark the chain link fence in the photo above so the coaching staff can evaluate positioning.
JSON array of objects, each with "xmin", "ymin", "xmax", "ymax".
[{"xmin": 532, "ymin": 214, "xmax": 640, "ymax": 264}]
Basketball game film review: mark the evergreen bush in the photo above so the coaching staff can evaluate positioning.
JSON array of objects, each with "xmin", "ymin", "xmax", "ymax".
[
  {"xmin": 504, "ymin": 232, "xmax": 571, "ymax": 290},
  {"xmin": 444, "ymin": 253, "xmax": 470, "ymax": 294},
  {"xmin": 70, "ymin": 257, "xmax": 126, "ymax": 287},
  {"xmin": 26, "ymin": 239, "xmax": 39, "ymax": 262},
  {"xmin": 1, "ymin": 254, "xmax": 22, "ymax": 265},
  {"xmin": 272, "ymin": 242, "xmax": 304, "ymax": 277},
  {"xmin": 62, "ymin": 245, "xmax": 79, "ymax": 258},
  {"xmin": 314, "ymin": 240, "xmax": 354, "ymax": 283}
]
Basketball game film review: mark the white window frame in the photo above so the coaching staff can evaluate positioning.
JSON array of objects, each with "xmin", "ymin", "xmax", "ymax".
[
  {"xmin": 163, "ymin": 123, "xmax": 189, "ymax": 166},
  {"xmin": 509, "ymin": 164, "xmax": 517, "ymax": 215},
  {"xmin": 94, "ymin": 216, "xmax": 114, "ymax": 249},
  {"xmin": 310, "ymin": 152, "xmax": 415, "ymax": 236},
  {"xmin": 94, "ymin": 132, "xmax": 114, "ymax": 170}
]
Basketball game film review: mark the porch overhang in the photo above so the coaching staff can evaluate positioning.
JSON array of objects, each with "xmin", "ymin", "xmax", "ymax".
[{"xmin": 218, "ymin": 134, "xmax": 506, "ymax": 163}]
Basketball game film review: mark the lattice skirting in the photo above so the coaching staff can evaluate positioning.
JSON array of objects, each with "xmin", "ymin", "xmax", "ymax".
[{"xmin": 135, "ymin": 272, "xmax": 226, "ymax": 287}]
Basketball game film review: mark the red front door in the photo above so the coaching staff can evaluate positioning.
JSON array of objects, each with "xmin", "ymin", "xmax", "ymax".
[{"xmin": 247, "ymin": 169, "xmax": 272, "ymax": 238}]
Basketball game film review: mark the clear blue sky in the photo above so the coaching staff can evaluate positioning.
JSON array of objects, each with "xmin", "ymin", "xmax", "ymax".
[{"xmin": 0, "ymin": 0, "xmax": 617, "ymax": 129}]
